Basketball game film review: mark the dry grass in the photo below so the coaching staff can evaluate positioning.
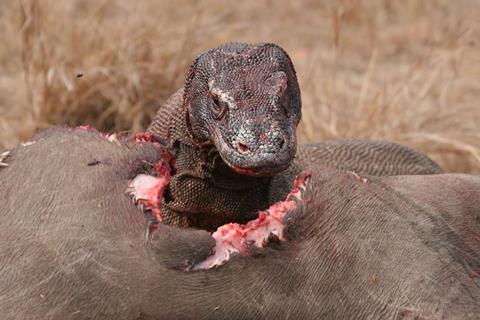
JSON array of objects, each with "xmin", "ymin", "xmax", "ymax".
[{"xmin": 0, "ymin": 0, "xmax": 479, "ymax": 172}]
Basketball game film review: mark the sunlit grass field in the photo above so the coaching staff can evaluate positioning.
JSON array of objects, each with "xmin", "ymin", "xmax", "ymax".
[{"xmin": 1, "ymin": 0, "xmax": 479, "ymax": 172}]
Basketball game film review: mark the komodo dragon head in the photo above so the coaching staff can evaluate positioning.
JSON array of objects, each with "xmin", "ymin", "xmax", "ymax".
[{"xmin": 183, "ymin": 42, "xmax": 301, "ymax": 176}]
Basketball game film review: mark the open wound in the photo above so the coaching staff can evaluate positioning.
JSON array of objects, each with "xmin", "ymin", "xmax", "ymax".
[
  {"xmin": 126, "ymin": 133, "xmax": 311, "ymax": 270},
  {"xmin": 192, "ymin": 171, "xmax": 310, "ymax": 270},
  {"xmin": 126, "ymin": 133, "xmax": 172, "ymax": 225}
]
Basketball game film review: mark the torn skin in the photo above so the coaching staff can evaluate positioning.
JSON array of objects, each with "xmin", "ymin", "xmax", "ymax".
[
  {"xmin": 126, "ymin": 133, "xmax": 173, "ymax": 224},
  {"xmin": 192, "ymin": 171, "xmax": 311, "ymax": 270},
  {"xmin": 127, "ymin": 172, "xmax": 169, "ymax": 223}
]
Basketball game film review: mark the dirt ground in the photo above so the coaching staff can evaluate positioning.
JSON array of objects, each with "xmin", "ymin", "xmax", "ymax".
[{"xmin": 0, "ymin": 0, "xmax": 479, "ymax": 172}]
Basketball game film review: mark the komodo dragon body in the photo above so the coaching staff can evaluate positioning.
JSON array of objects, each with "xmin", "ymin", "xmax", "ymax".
[{"xmin": 147, "ymin": 42, "xmax": 442, "ymax": 230}]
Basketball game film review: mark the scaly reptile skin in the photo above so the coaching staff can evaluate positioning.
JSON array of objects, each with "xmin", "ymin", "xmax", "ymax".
[{"xmin": 147, "ymin": 42, "xmax": 442, "ymax": 230}]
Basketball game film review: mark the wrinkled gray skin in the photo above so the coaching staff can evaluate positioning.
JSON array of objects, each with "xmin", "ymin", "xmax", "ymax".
[
  {"xmin": 1, "ymin": 129, "xmax": 478, "ymax": 320},
  {"xmin": 148, "ymin": 42, "xmax": 442, "ymax": 230}
]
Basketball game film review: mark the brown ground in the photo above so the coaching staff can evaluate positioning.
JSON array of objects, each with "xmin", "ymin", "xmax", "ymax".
[{"xmin": 0, "ymin": 0, "xmax": 479, "ymax": 172}]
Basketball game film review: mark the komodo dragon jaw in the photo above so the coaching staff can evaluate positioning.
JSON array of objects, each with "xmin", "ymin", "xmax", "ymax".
[
  {"xmin": 183, "ymin": 42, "xmax": 301, "ymax": 176},
  {"xmin": 211, "ymin": 116, "xmax": 298, "ymax": 176}
]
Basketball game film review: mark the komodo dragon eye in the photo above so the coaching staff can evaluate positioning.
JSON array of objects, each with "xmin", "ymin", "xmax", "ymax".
[{"xmin": 210, "ymin": 93, "xmax": 228, "ymax": 120}]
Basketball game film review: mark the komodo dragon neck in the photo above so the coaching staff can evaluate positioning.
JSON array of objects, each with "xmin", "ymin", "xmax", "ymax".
[{"xmin": 148, "ymin": 88, "xmax": 272, "ymax": 231}]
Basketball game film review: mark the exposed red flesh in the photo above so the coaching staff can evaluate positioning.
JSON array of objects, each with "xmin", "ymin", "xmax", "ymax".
[
  {"xmin": 193, "ymin": 171, "xmax": 311, "ymax": 270},
  {"xmin": 127, "ymin": 172, "xmax": 170, "ymax": 222},
  {"xmin": 126, "ymin": 132, "xmax": 173, "ymax": 223}
]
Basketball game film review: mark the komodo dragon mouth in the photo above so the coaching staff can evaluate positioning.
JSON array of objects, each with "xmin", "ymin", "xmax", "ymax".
[{"xmin": 126, "ymin": 133, "xmax": 311, "ymax": 270}]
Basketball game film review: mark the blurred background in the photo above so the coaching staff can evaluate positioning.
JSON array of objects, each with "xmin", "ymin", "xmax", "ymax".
[{"xmin": 0, "ymin": 0, "xmax": 479, "ymax": 172}]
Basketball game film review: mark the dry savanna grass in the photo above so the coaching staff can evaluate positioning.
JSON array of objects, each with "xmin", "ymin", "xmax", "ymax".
[{"xmin": 0, "ymin": 0, "xmax": 479, "ymax": 173}]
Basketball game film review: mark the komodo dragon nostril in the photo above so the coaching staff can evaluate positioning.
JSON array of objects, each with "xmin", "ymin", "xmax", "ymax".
[
  {"xmin": 237, "ymin": 141, "xmax": 250, "ymax": 153},
  {"xmin": 279, "ymin": 136, "xmax": 286, "ymax": 150}
]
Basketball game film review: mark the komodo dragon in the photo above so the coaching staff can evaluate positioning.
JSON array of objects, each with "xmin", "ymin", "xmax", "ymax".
[{"xmin": 147, "ymin": 42, "xmax": 442, "ymax": 230}]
